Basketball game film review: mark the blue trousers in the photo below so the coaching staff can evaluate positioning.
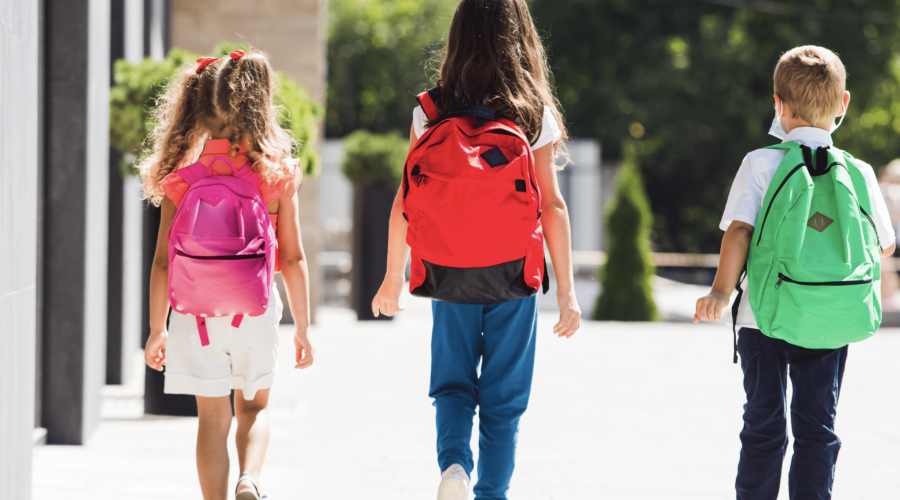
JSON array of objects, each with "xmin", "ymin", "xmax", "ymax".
[
  {"xmin": 429, "ymin": 295, "xmax": 539, "ymax": 500},
  {"xmin": 736, "ymin": 328, "xmax": 848, "ymax": 500}
]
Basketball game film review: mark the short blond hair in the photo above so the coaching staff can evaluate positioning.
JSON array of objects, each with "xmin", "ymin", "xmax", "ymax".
[{"xmin": 774, "ymin": 45, "xmax": 846, "ymax": 125}]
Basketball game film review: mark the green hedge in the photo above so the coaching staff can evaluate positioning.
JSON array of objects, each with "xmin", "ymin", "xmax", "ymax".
[
  {"xmin": 109, "ymin": 42, "xmax": 321, "ymax": 176},
  {"xmin": 593, "ymin": 151, "xmax": 658, "ymax": 321},
  {"xmin": 341, "ymin": 130, "xmax": 408, "ymax": 188}
]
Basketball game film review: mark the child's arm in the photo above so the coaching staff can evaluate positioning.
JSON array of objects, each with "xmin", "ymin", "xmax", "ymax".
[
  {"xmin": 277, "ymin": 189, "xmax": 314, "ymax": 369},
  {"xmin": 533, "ymin": 143, "xmax": 581, "ymax": 338},
  {"xmin": 371, "ymin": 125, "xmax": 417, "ymax": 317},
  {"xmin": 694, "ymin": 221, "xmax": 754, "ymax": 322},
  {"xmin": 145, "ymin": 197, "xmax": 176, "ymax": 371}
]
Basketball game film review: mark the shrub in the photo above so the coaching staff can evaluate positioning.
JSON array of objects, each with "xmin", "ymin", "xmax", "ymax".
[
  {"xmin": 341, "ymin": 130, "xmax": 408, "ymax": 189},
  {"xmin": 109, "ymin": 42, "xmax": 322, "ymax": 176},
  {"xmin": 593, "ymin": 153, "xmax": 658, "ymax": 321},
  {"xmin": 326, "ymin": 0, "xmax": 457, "ymax": 137}
]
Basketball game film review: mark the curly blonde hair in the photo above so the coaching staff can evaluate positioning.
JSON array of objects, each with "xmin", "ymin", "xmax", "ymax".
[
  {"xmin": 139, "ymin": 49, "xmax": 296, "ymax": 206},
  {"xmin": 139, "ymin": 58, "xmax": 226, "ymax": 206},
  {"xmin": 215, "ymin": 50, "xmax": 295, "ymax": 187}
]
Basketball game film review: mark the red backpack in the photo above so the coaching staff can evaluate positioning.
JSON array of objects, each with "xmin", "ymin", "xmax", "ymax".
[{"xmin": 402, "ymin": 87, "xmax": 549, "ymax": 304}]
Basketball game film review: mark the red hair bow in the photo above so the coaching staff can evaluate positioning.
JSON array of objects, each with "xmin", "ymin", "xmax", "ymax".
[
  {"xmin": 195, "ymin": 57, "xmax": 219, "ymax": 72},
  {"xmin": 230, "ymin": 50, "xmax": 246, "ymax": 60}
]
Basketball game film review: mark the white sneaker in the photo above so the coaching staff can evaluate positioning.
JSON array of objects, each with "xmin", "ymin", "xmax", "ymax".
[{"xmin": 437, "ymin": 464, "xmax": 469, "ymax": 500}]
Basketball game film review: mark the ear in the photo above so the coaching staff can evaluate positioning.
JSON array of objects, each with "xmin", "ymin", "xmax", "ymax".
[
  {"xmin": 773, "ymin": 94, "xmax": 786, "ymax": 117},
  {"xmin": 838, "ymin": 91, "xmax": 851, "ymax": 116}
]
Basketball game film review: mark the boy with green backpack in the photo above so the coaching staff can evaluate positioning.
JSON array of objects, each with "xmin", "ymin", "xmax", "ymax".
[{"xmin": 694, "ymin": 46, "xmax": 895, "ymax": 499}]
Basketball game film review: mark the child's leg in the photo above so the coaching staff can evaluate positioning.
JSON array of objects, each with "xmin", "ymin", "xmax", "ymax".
[
  {"xmin": 429, "ymin": 301, "xmax": 484, "ymax": 477},
  {"xmin": 736, "ymin": 328, "xmax": 790, "ymax": 500},
  {"xmin": 196, "ymin": 395, "xmax": 234, "ymax": 500},
  {"xmin": 234, "ymin": 388, "xmax": 271, "ymax": 493},
  {"xmin": 786, "ymin": 345, "xmax": 848, "ymax": 500},
  {"xmin": 474, "ymin": 295, "xmax": 538, "ymax": 500}
]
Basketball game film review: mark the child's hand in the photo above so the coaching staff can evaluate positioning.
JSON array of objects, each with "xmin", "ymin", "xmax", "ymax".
[
  {"xmin": 554, "ymin": 289, "xmax": 581, "ymax": 338},
  {"xmin": 294, "ymin": 329, "xmax": 315, "ymax": 369},
  {"xmin": 372, "ymin": 274, "xmax": 406, "ymax": 317},
  {"xmin": 144, "ymin": 330, "xmax": 168, "ymax": 371},
  {"xmin": 694, "ymin": 291, "xmax": 731, "ymax": 323}
]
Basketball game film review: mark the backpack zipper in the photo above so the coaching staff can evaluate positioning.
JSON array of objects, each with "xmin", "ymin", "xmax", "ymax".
[
  {"xmin": 859, "ymin": 205, "xmax": 881, "ymax": 250},
  {"xmin": 774, "ymin": 272, "xmax": 872, "ymax": 289},
  {"xmin": 175, "ymin": 249, "xmax": 265, "ymax": 261},
  {"xmin": 756, "ymin": 163, "xmax": 805, "ymax": 245}
]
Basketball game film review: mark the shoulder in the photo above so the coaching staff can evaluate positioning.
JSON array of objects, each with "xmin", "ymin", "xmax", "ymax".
[
  {"xmin": 744, "ymin": 147, "xmax": 787, "ymax": 178},
  {"xmin": 159, "ymin": 168, "xmax": 189, "ymax": 206},
  {"xmin": 412, "ymin": 105, "xmax": 428, "ymax": 138},
  {"xmin": 258, "ymin": 159, "xmax": 303, "ymax": 203},
  {"xmin": 531, "ymin": 106, "xmax": 562, "ymax": 151},
  {"xmin": 846, "ymin": 154, "xmax": 877, "ymax": 178}
]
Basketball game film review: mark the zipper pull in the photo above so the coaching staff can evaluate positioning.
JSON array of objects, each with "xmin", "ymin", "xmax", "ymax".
[{"xmin": 775, "ymin": 274, "xmax": 783, "ymax": 289}]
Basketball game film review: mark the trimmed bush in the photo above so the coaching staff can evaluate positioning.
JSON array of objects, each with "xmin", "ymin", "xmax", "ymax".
[
  {"xmin": 341, "ymin": 130, "xmax": 408, "ymax": 189},
  {"xmin": 593, "ymin": 155, "xmax": 658, "ymax": 321},
  {"xmin": 109, "ymin": 42, "xmax": 322, "ymax": 176}
]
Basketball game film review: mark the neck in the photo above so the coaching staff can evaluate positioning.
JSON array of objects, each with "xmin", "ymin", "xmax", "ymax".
[
  {"xmin": 209, "ymin": 125, "xmax": 238, "ymax": 140},
  {"xmin": 783, "ymin": 116, "xmax": 836, "ymax": 135}
]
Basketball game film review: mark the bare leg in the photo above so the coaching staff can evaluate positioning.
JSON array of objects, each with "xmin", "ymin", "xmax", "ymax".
[
  {"xmin": 234, "ymin": 388, "xmax": 271, "ymax": 494},
  {"xmin": 196, "ymin": 395, "xmax": 233, "ymax": 500}
]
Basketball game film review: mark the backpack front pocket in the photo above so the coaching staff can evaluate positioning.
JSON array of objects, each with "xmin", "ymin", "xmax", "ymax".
[
  {"xmin": 766, "ymin": 261, "xmax": 878, "ymax": 348},
  {"xmin": 169, "ymin": 234, "xmax": 272, "ymax": 317}
]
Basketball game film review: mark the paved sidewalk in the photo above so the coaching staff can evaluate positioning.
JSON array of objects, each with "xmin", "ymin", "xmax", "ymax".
[{"xmin": 33, "ymin": 292, "xmax": 900, "ymax": 499}]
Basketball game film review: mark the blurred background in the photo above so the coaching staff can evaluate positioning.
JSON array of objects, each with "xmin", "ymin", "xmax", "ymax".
[{"xmin": 4, "ymin": 0, "xmax": 900, "ymax": 498}]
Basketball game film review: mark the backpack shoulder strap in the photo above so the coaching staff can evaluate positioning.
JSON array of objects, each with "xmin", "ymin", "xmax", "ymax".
[
  {"xmin": 176, "ymin": 161, "xmax": 212, "ymax": 186},
  {"xmin": 753, "ymin": 141, "xmax": 813, "ymax": 243},
  {"xmin": 179, "ymin": 156, "xmax": 262, "ymax": 189},
  {"xmin": 834, "ymin": 147, "xmax": 873, "ymax": 213},
  {"xmin": 760, "ymin": 141, "xmax": 810, "ymax": 200},
  {"xmin": 417, "ymin": 87, "xmax": 442, "ymax": 121}
]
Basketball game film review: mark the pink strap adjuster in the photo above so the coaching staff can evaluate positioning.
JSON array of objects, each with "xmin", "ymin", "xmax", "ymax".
[
  {"xmin": 231, "ymin": 314, "xmax": 244, "ymax": 328},
  {"xmin": 196, "ymin": 317, "xmax": 210, "ymax": 346}
]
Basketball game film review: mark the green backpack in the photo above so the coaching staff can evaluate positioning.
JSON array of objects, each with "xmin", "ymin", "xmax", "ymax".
[{"xmin": 745, "ymin": 142, "xmax": 882, "ymax": 350}]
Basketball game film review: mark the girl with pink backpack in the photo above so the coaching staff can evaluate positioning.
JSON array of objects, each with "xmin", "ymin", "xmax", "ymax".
[{"xmin": 141, "ymin": 49, "xmax": 313, "ymax": 500}]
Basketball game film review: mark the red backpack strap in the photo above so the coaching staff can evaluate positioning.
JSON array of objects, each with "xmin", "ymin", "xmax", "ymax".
[{"xmin": 417, "ymin": 87, "xmax": 442, "ymax": 121}]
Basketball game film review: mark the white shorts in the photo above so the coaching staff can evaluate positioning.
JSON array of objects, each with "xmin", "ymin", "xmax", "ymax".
[{"xmin": 164, "ymin": 288, "xmax": 283, "ymax": 401}]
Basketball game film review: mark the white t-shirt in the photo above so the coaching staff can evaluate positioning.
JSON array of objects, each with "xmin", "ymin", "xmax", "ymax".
[
  {"xmin": 412, "ymin": 105, "xmax": 562, "ymax": 150},
  {"xmin": 722, "ymin": 126, "xmax": 895, "ymax": 330}
]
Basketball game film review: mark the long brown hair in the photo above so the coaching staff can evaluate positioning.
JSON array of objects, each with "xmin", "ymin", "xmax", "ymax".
[
  {"xmin": 429, "ymin": 0, "xmax": 567, "ymax": 151},
  {"xmin": 139, "ymin": 58, "xmax": 226, "ymax": 205},
  {"xmin": 215, "ymin": 50, "xmax": 295, "ymax": 186}
]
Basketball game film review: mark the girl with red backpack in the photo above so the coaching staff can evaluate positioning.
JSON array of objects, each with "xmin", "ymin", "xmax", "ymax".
[
  {"xmin": 371, "ymin": 1, "xmax": 581, "ymax": 498},
  {"xmin": 141, "ymin": 50, "xmax": 313, "ymax": 500}
]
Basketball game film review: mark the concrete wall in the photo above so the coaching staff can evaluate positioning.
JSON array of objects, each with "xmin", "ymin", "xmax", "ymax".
[
  {"xmin": 0, "ymin": 0, "xmax": 40, "ymax": 497},
  {"xmin": 170, "ymin": 0, "xmax": 326, "ymax": 321},
  {"xmin": 41, "ymin": 0, "xmax": 111, "ymax": 445},
  {"xmin": 107, "ymin": 0, "xmax": 145, "ymax": 385}
]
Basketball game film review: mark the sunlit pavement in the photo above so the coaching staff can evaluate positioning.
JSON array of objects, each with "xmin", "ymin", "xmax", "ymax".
[{"xmin": 33, "ymin": 288, "xmax": 900, "ymax": 499}]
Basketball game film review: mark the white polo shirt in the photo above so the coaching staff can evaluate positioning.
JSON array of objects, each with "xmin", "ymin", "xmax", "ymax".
[{"xmin": 721, "ymin": 126, "xmax": 895, "ymax": 330}]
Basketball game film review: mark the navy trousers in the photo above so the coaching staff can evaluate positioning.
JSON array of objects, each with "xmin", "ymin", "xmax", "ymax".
[
  {"xmin": 736, "ymin": 328, "xmax": 848, "ymax": 500},
  {"xmin": 429, "ymin": 295, "xmax": 539, "ymax": 500}
]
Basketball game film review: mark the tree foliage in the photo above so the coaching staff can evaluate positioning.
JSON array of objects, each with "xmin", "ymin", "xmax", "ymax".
[
  {"xmin": 530, "ymin": 0, "xmax": 900, "ymax": 252},
  {"xmin": 594, "ymin": 150, "xmax": 658, "ymax": 321},
  {"xmin": 326, "ymin": 0, "xmax": 458, "ymax": 137},
  {"xmin": 341, "ymin": 130, "xmax": 409, "ymax": 188},
  {"xmin": 109, "ymin": 42, "xmax": 322, "ymax": 176}
]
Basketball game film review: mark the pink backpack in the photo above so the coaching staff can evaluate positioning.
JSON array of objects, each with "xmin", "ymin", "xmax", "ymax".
[{"xmin": 167, "ymin": 156, "xmax": 276, "ymax": 346}]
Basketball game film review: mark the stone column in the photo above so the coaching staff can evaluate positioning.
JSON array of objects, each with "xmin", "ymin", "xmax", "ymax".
[
  {"xmin": 0, "ymin": 0, "xmax": 40, "ymax": 494},
  {"xmin": 41, "ymin": 0, "xmax": 111, "ymax": 445},
  {"xmin": 170, "ymin": 0, "xmax": 326, "ymax": 322}
]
